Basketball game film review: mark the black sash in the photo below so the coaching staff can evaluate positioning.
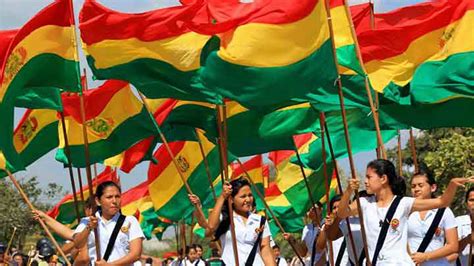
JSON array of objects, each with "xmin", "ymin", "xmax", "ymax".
[
  {"xmin": 417, "ymin": 208, "xmax": 446, "ymax": 253},
  {"xmin": 372, "ymin": 196, "xmax": 403, "ymax": 266},
  {"xmin": 103, "ymin": 214, "xmax": 126, "ymax": 262},
  {"xmin": 245, "ymin": 216, "xmax": 266, "ymax": 266},
  {"xmin": 335, "ymin": 239, "xmax": 347, "ymax": 265}
]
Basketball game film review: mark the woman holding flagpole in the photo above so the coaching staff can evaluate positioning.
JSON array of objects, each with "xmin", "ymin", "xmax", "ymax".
[
  {"xmin": 337, "ymin": 159, "xmax": 473, "ymax": 265},
  {"xmin": 73, "ymin": 181, "xmax": 144, "ymax": 266},
  {"xmin": 190, "ymin": 177, "xmax": 276, "ymax": 265}
]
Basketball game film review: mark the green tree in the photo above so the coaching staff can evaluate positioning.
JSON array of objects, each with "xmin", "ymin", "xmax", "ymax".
[
  {"xmin": 0, "ymin": 177, "xmax": 65, "ymax": 250},
  {"xmin": 388, "ymin": 128, "xmax": 474, "ymax": 216}
]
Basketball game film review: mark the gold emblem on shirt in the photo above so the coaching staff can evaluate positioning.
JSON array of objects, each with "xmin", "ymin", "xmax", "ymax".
[{"xmin": 121, "ymin": 222, "xmax": 131, "ymax": 233}]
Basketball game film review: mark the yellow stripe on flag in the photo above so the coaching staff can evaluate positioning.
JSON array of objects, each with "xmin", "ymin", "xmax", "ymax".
[{"xmin": 13, "ymin": 109, "xmax": 57, "ymax": 153}]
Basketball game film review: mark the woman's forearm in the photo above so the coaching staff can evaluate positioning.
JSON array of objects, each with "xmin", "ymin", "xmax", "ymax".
[
  {"xmin": 439, "ymin": 181, "xmax": 458, "ymax": 207},
  {"xmin": 337, "ymin": 187, "xmax": 353, "ymax": 219},
  {"xmin": 73, "ymin": 229, "xmax": 90, "ymax": 249},
  {"xmin": 207, "ymin": 196, "xmax": 226, "ymax": 234}
]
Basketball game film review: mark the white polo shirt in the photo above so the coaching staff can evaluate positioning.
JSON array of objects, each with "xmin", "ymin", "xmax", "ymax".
[
  {"xmin": 276, "ymin": 256, "xmax": 288, "ymax": 266},
  {"xmin": 302, "ymin": 223, "xmax": 325, "ymax": 264},
  {"xmin": 219, "ymin": 212, "xmax": 271, "ymax": 265},
  {"xmin": 360, "ymin": 196, "xmax": 415, "ymax": 265},
  {"xmin": 328, "ymin": 236, "xmax": 349, "ymax": 265},
  {"xmin": 408, "ymin": 208, "xmax": 457, "ymax": 265},
  {"xmin": 340, "ymin": 216, "xmax": 363, "ymax": 265},
  {"xmin": 74, "ymin": 212, "xmax": 145, "ymax": 266},
  {"xmin": 456, "ymin": 215, "xmax": 473, "ymax": 266},
  {"xmin": 184, "ymin": 258, "xmax": 206, "ymax": 266}
]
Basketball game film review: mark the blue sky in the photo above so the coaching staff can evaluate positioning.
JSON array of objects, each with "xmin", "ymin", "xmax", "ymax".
[{"xmin": 0, "ymin": 0, "xmax": 427, "ymax": 203}]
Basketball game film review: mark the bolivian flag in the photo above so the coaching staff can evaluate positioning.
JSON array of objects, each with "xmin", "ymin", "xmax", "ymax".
[
  {"xmin": 47, "ymin": 167, "xmax": 118, "ymax": 230},
  {"xmin": 79, "ymin": 0, "xmax": 220, "ymax": 103},
  {"xmin": 265, "ymin": 182, "xmax": 304, "ymax": 235},
  {"xmin": 0, "ymin": 0, "xmax": 80, "ymax": 171},
  {"xmin": 147, "ymin": 132, "xmax": 223, "ymax": 221},
  {"xmin": 158, "ymin": 100, "xmax": 320, "ymax": 156},
  {"xmin": 103, "ymin": 99, "xmax": 177, "ymax": 173},
  {"xmin": 357, "ymin": 0, "xmax": 473, "ymax": 104},
  {"xmin": 121, "ymin": 181, "xmax": 173, "ymax": 239},
  {"xmin": 198, "ymin": 0, "xmax": 337, "ymax": 111},
  {"xmin": 56, "ymin": 80, "xmax": 157, "ymax": 167},
  {"xmin": 0, "ymin": 109, "xmax": 59, "ymax": 178},
  {"xmin": 268, "ymin": 133, "xmax": 335, "ymax": 215},
  {"xmin": 296, "ymin": 108, "xmax": 398, "ymax": 170}
]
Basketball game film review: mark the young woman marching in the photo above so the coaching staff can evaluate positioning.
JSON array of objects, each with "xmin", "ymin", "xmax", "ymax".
[
  {"xmin": 190, "ymin": 178, "xmax": 275, "ymax": 265},
  {"xmin": 73, "ymin": 181, "xmax": 144, "ymax": 266},
  {"xmin": 337, "ymin": 159, "xmax": 473, "ymax": 265},
  {"xmin": 408, "ymin": 169, "xmax": 459, "ymax": 265}
]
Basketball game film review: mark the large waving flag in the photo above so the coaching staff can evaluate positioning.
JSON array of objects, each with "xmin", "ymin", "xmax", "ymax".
[
  {"xmin": 0, "ymin": 109, "xmax": 59, "ymax": 178},
  {"xmin": 47, "ymin": 167, "xmax": 118, "ymax": 230},
  {"xmin": 357, "ymin": 0, "xmax": 473, "ymax": 104},
  {"xmin": 55, "ymin": 80, "xmax": 157, "ymax": 167},
  {"xmin": 410, "ymin": 0, "xmax": 474, "ymax": 106},
  {"xmin": 79, "ymin": 0, "xmax": 220, "ymax": 103},
  {"xmin": 121, "ymin": 181, "xmax": 173, "ymax": 240},
  {"xmin": 0, "ymin": 0, "xmax": 81, "ymax": 171},
  {"xmin": 195, "ymin": 0, "xmax": 338, "ymax": 111},
  {"xmin": 147, "ymin": 131, "xmax": 227, "ymax": 222}
]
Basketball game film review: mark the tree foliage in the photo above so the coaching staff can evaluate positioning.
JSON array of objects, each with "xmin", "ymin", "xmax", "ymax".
[
  {"xmin": 388, "ymin": 128, "xmax": 474, "ymax": 216},
  {"xmin": 0, "ymin": 177, "xmax": 65, "ymax": 250}
]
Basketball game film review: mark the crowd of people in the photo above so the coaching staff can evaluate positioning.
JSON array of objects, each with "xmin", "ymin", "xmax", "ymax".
[{"xmin": 0, "ymin": 159, "xmax": 473, "ymax": 265}]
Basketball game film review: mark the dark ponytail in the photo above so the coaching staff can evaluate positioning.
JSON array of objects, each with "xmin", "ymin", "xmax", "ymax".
[
  {"xmin": 367, "ymin": 159, "xmax": 406, "ymax": 196},
  {"xmin": 214, "ymin": 178, "xmax": 251, "ymax": 240}
]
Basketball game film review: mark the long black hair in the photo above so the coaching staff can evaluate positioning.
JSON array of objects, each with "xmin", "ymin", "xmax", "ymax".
[
  {"xmin": 214, "ymin": 178, "xmax": 252, "ymax": 240},
  {"xmin": 367, "ymin": 159, "xmax": 406, "ymax": 196}
]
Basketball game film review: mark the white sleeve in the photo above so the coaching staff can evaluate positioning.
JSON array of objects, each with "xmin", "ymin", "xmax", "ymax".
[
  {"xmin": 302, "ymin": 225, "xmax": 309, "ymax": 242},
  {"xmin": 403, "ymin": 197, "xmax": 416, "ymax": 216},
  {"xmin": 442, "ymin": 208, "xmax": 457, "ymax": 230},
  {"xmin": 127, "ymin": 216, "xmax": 145, "ymax": 241},
  {"xmin": 262, "ymin": 218, "xmax": 271, "ymax": 239},
  {"xmin": 73, "ymin": 217, "xmax": 89, "ymax": 235}
]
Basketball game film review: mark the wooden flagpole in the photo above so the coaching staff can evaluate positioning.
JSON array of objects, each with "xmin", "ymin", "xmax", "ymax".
[
  {"xmin": 136, "ymin": 92, "xmax": 207, "ymax": 220},
  {"xmin": 79, "ymin": 70, "xmax": 101, "ymax": 259},
  {"xmin": 216, "ymin": 104, "xmax": 240, "ymax": 266},
  {"xmin": 397, "ymin": 130, "xmax": 403, "ymax": 176},
  {"xmin": 59, "ymin": 112, "xmax": 81, "ymax": 224},
  {"xmin": 194, "ymin": 129, "xmax": 217, "ymax": 202},
  {"xmin": 68, "ymin": 0, "xmax": 101, "ymax": 257},
  {"xmin": 323, "ymin": 0, "xmax": 371, "ymax": 263},
  {"xmin": 320, "ymin": 114, "xmax": 335, "ymax": 266},
  {"xmin": 236, "ymin": 159, "xmax": 305, "ymax": 264},
  {"xmin": 342, "ymin": 0, "xmax": 387, "ymax": 160},
  {"xmin": 409, "ymin": 129, "xmax": 419, "ymax": 172},
  {"xmin": 76, "ymin": 168, "xmax": 85, "ymax": 203},
  {"xmin": 322, "ymin": 115, "xmax": 359, "ymax": 264},
  {"xmin": 5, "ymin": 226, "xmax": 17, "ymax": 260},
  {"xmin": 5, "ymin": 170, "xmax": 71, "ymax": 266},
  {"xmin": 293, "ymin": 146, "xmax": 318, "ymax": 212}
]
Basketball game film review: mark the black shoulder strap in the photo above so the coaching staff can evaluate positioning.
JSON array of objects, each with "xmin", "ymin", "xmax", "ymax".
[
  {"xmin": 372, "ymin": 196, "xmax": 403, "ymax": 266},
  {"xmin": 417, "ymin": 208, "xmax": 446, "ymax": 253},
  {"xmin": 276, "ymin": 257, "xmax": 281, "ymax": 265},
  {"xmin": 335, "ymin": 239, "xmax": 347, "ymax": 265},
  {"xmin": 358, "ymin": 249, "xmax": 365, "ymax": 265},
  {"xmin": 245, "ymin": 216, "xmax": 266, "ymax": 266},
  {"xmin": 103, "ymin": 214, "xmax": 126, "ymax": 261}
]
